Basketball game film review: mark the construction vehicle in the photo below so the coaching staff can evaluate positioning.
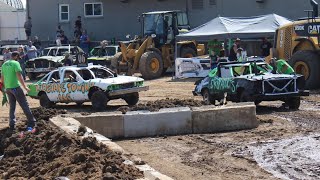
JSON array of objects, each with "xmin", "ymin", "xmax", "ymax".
[
  {"xmin": 111, "ymin": 11, "xmax": 205, "ymax": 79},
  {"xmin": 273, "ymin": 0, "xmax": 320, "ymax": 89}
]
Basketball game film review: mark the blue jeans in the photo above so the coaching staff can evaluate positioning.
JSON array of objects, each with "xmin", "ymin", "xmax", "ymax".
[{"xmin": 6, "ymin": 87, "xmax": 36, "ymax": 128}]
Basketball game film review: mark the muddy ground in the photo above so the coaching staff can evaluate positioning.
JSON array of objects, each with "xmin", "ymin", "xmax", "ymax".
[
  {"xmin": 1, "ymin": 76, "xmax": 320, "ymax": 179},
  {"xmin": 0, "ymin": 107, "xmax": 143, "ymax": 179}
]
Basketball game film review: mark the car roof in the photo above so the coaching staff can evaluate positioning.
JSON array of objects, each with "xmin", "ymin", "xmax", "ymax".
[
  {"xmin": 0, "ymin": 45, "xmax": 24, "ymax": 48},
  {"xmin": 93, "ymin": 45, "xmax": 119, "ymax": 48},
  {"xmin": 57, "ymin": 65, "xmax": 105, "ymax": 71},
  {"xmin": 143, "ymin": 10, "xmax": 182, "ymax": 15},
  {"xmin": 44, "ymin": 46, "xmax": 79, "ymax": 50}
]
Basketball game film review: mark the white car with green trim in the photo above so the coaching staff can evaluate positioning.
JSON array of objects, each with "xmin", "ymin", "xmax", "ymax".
[{"xmin": 27, "ymin": 65, "xmax": 148, "ymax": 110}]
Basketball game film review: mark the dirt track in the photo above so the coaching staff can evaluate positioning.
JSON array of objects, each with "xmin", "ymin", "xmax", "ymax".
[{"xmin": 1, "ymin": 76, "xmax": 320, "ymax": 179}]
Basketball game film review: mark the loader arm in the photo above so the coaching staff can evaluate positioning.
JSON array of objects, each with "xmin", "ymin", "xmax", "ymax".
[{"xmin": 133, "ymin": 36, "xmax": 154, "ymax": 70}]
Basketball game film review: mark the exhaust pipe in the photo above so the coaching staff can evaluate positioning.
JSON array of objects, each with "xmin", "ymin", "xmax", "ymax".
[{"xmin": 310, "ymin": 0, "xmax": 318, "ymax": 17}]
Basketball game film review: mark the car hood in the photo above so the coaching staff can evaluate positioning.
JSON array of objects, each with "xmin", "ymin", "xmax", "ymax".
[
  {"xmin": 88, "ymin": 56, "xmax": 113, "ymax": 61},
  {"xmin": 90, "ymin": 75, "xmax": 144, "ymax": 84},
  {"xmin": 236, "ymin": 73, "xmax": 303, "ymax": 81},
  {"xmin": 29, "ymin": 56, "xmax": 64, "ymax": 62}
]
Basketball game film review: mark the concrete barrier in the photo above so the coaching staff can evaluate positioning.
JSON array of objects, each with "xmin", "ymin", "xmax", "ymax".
[
  {"xmin": 192, "ymin": 103, "xmax": 258, "ymax": 133},
  {"xmin": 123, "ymin": 107, "xmax": 192, "ymax": 138},
  {"xmin": 75, "ymin": 114, "xmax": 124, "ymax": 139}
]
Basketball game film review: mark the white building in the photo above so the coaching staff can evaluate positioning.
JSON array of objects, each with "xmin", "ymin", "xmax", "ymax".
[{"xmin": 0, "ymin": 0, "xmax": 26, "ymax": 40}]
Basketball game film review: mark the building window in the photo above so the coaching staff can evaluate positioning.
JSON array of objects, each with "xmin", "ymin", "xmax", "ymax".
[
  {"xmin": 209, "ymin": 0, "xmax": 216, "ymax": 6},
  {"xmin": 84, "ymin": 2, "xmax": 103, "ymax": 17},
  {"xmin": 192, "ymin": 0, "xmax": 204, "ymax": 10},
  {"xmin": 59, "ymin": 4, "xmax": 69, "ymax": 22}
]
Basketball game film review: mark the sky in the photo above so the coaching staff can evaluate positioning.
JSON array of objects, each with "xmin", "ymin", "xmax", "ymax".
[{"xmin": 21, "ymin": 0, "xmax": 26, "ymax": 8}]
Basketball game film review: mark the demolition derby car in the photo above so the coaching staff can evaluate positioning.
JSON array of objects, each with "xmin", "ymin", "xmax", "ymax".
[
  {"xmin": 27, "ymin": 65, "xmax": 149, "ymax": 110},
  {"xmin": 25, "ymin": 46, "xmax": 84, "ymax": 80},
  {"xmin": 193, "ymin": 61, "xmax": 309, "ymax": 109},
  {"xmin": 88, "ymin": 45, "xmax": 120, "ymax": 66}
]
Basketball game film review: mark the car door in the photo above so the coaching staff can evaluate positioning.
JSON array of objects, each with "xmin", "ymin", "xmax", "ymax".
[
  {"xmin": 210, "ymin": 66, "xmax": 237, "ymax": 95},
  {"xmin": 61, "ymin": 69, "xmax": 92, "ymax": 102},
  {"xmin": 43, "ymin": 70, "xmax": 61, "ymax": 102}
]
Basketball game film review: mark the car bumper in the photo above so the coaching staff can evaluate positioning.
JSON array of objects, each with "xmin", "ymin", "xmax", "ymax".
[
  {"xmin": 26, "ymin": 68, "xmax": 55, "ymax": 73},
  {"xmin": 108, "ymin": 86, "xmax": 149, "ymax": 96},
  {"xmin": 192, "ymin": 90, "xmax": 200, "ymax": 96},
  {"xmin": 254, "ymin": 90, "xmax": 309, "ymax": 100}
]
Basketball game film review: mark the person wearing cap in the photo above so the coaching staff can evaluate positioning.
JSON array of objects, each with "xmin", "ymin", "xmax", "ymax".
[
  {"xmin": 1, "ymin": 51, "xmax": 36, "ymax": 131},
  {"xmin": 229, "ymin": 38, "xmax": 241, "ymax": 61},
  {"xmin": 2, "ymin": 48, "xmax": 12, "ymax": 62}
]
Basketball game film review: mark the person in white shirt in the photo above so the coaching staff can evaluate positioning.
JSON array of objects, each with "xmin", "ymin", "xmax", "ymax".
[{"xmin": 25, "ymin": 41, "xmax": 37, "ymax": 60}]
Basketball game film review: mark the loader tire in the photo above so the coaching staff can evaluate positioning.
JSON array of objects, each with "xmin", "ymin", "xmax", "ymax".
[
  {"xmin": 289, "ymin": 50, "xmax": 320, "ymax": 89},
  {"xmin": 181, "ymin": 47, "xmax": 196, "ymax": 58},
  {"xmin": 139, "ymin": 51, "xmax": 163, "ymax": 79}
]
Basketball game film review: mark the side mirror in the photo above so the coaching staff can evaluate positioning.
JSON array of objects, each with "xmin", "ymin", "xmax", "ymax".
[
  {"xmin": 126, "ymin": 34, "xmax": 131, "ymax": 39},
  {"xmin": 151, "ymin": 34, "xmax": 157, "ymax": 38}
]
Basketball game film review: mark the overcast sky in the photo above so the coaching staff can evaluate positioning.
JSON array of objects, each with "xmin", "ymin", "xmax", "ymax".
[{"xmin": 21, "ymin": 0, "xmax": 26, "ymax": 8}]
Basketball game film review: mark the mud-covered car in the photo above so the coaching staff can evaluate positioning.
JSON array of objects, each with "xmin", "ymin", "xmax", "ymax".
[
  {"xmin": 25, "ymin": 46, "xmax": 83, "ymax": 80},
  {"xmin": 27, "ymin": 65, "xmax": 149, "ymax": 110},
  {"xmin": 193, "ymin": 61, "xmax": 309, "ymax": 109},
  {"xmin": 88, "ymin": 45, "xmax": 120, "ymax": 66}
]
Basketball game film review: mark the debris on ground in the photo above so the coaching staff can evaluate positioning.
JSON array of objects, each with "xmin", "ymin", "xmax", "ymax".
[
  {"xmin": 77, "ymin": 125, "xmax": 87, "ymax": 136},
  {"xmin": 118, "ymin": 98, "xmax": 205, "ymax": 114},
  {"xmin": 0, "ymin": 108, "xmax": 143, "ymax": 179}
]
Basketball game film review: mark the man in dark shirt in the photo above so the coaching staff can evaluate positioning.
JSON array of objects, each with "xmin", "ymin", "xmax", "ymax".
[
  {"xmin": 261, "ymin": 37, "xmax": 272, "ymax": 57},
  {"xmin": 60, "ymin": 31, "xmax": 69, "ymax": 45},
  {"xmin": 75, "ymin": 16, "xmax": 82, "ymax": 30}
]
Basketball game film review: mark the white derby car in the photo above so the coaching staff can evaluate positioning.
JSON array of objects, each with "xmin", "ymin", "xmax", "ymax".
[{"xmin": 27, "ymin": 65, "xmax": 149, "ymax": 110}]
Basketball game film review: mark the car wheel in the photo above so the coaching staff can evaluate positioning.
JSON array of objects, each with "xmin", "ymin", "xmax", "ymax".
[
  {"xmin": 202, "ymin": 89, "xmax": 215, "ymax": 105},
  {"xmin": 39, "ymin": 93, "xmax": 53, "ymax": 108},
  {"xmin": 124, "ymin": 92, "xmax": 139, "ymax": 106},
  {"xmin": 91, "ymin": 91, "xmax": 108, "ymax": 111},
  {"xmin": 239, "ymin": 91, "xmax": 251, "ymax": 102},
  {"xmin": 286, "ymin": 97, "xmax": 301, "ymax": 110}
]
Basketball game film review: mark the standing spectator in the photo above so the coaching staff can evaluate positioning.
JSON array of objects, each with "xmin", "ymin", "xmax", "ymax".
[
  {"xmin": 207, "ymin": 39, "xmax": 222, "ymax": 69},
  {"xmin": 2, "ymin": 48, "xmax": 12, "ymax": 62},
  {"xmin": 229, "ymin": 38, "xmax": 241, "ymax": 61},
  {"xmin": 24, "ymin": 17, "xmax": 32, "ymax": 40},
  {"xmin": 33, "ymin": 36, "xmax": 42, "ymax": 56},
  {"xmin": 25, "ymin": 41, "xmax": 37, "ymax": 60},
  {"xmin": 80, "ymin": 30, "xmax": 90, "ymax": 54},
  {"xmin": 56, "ymin": 25, "xmax": 63, "ymax": 36},
  {"xmin": 75, "ymin": 16, "xmax": 82, "ymax": 30},
  {"xmin": 74, "ymin": 27, "xmax": 82, "ymax": 46},
  {"xmin": 18, "ymin": 47, "xmax": 26, "ymax": 80},
  {"xmin": 56, "ymin": 34, "xmax": 62, "ymax": 46},
  {"xmin": 1, "ymin": 52, "xmax": 36, "ymax": 131},
  {"xmin": 60, "ymin": 31, "xmax": 69, "ymax": 45},
  {"xmin": 260, "ymin": 37, "xmax": 272, "ymax": 57}
]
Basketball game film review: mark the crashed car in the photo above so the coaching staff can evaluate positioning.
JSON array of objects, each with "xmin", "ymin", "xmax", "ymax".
[
  {"xmin": 0, "ymin": 45, "xmax": 23, "ymax": 67},
  {"xmin": 25, "ymin": 46, "xmax": 83, "ymax": 80},
  {"xmin": 27, "ymin": 65, "xmax": 149, "ymax": 110},
  {"xmin": 193, "ymin": 61, "xmax": 309, "ymax": 109},
  {"xmin": 88, "ymin": 45, "xmax": 120, "ymax": 66}
]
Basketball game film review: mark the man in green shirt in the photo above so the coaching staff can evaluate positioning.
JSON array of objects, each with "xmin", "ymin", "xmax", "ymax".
[{"xmin": 1, "ymin": 52, "xmax": 36, "ymax": 131}]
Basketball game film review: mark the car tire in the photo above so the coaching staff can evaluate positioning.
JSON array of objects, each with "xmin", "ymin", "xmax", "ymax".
[
  {"xmin": 286, "ymin": 97, "xmax": 301, "ymax": 110},
  {"xmin": 124, "ymin": 92, "xmax": 139, "ymax": 106},
  {"xmin": 91, "ymin": 91, "xmax": 108, "ymax": 111},
  {"xmin": 180, "ymin": 47, "xmax": 196, "ymax": 58},
  {"xmin": 39, "ymin": 93, "xmax": 53, "ymax": 108},
  {"xmin": 239, "ymin": 91, "xmax": 251, "ymax": 102},
  {"xmin": 202, "ymin": 89, "xmax": 215, "ymax": 105}
]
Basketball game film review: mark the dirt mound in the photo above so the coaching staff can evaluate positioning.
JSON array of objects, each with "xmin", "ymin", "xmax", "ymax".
[
  {"xmin": 118, "ymin": 98, "xmax": 205, "ymax": 114},
  {"xmin": 31, "ymin": 107, "xmax": 67, "ymax": 121},
  {"xmin": 0, "ymin": 108, "xmax": 143, "ymax": 179}
]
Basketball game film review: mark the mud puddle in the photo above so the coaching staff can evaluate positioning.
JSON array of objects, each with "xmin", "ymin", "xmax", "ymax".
[
  {"xmin": 0, "ymin": 107, "xmax": 143, "ymax": 179},
  {"xmin": 236, "ymin": 134, "xmax": 320, "ymax": 180}
]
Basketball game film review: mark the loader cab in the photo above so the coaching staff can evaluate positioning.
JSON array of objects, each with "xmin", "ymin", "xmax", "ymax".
[{"xmin": 142, "ymin": 11, "xmax": 190, "ymax": 47}]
